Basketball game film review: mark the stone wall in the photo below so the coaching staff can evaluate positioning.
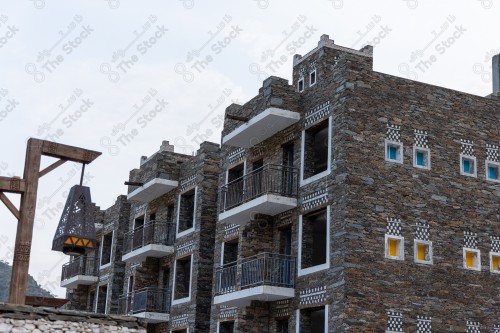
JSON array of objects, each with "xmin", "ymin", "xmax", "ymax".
[{"xmin": 0, "ymin": 304, "xmax": 146, "ymax": 333}]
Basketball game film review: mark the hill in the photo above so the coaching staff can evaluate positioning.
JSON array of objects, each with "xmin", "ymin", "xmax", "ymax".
[{"xmin": 0, "ymin": 260, "xmax": 54, "ymax": 302}]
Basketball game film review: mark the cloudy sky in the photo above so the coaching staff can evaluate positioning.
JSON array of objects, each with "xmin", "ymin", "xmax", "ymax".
[{"xmin": 0, "ymin": 0, "xmax": 498, "ymax": 298}]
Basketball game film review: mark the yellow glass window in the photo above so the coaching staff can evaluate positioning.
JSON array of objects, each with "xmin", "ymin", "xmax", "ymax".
[
  {"xmin": 388, "ymin": 239, "xmax": 398, "ymax": 257},
  {"xmin": 417, "ymin": 244, "xmax": 427, "ymax": 261},
  {"xmin": 492, "ymin": 255, "xmax": 499, "ymax": 271},
  {"xmin": 465, "ymin": 251, "xmax": 475, "ymax": 268}
]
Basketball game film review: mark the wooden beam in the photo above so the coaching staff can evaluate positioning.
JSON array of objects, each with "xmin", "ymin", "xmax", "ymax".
[
  {"xmin": 0, "ymin": 192, "xmax": 20, "ymax": 220},
  {"xmin": 39, "ymin": 159, "xmax": 67, "ymax": 178},
  {"xmin": 39, "ymin": 139, "xmax": 101, "ymax": 164},
  {"xmin": 0, "ymin": 176, "xmax": 25, "ymax": 194}
]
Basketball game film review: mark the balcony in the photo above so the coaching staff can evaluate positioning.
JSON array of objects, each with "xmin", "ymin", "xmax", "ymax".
[
  {"xmin": 214, "ymin": 253, "xmax": 296, "ymax": 307},
  {"xmin": 219, "ymin": 164, "xmax": 298, "ymax": 226},
  {"xmin": 122, "ymin": 220, "xmax": 175, "ymax": 263},
  {"xmin": 222, "ymin": 108, "xmax": 301, "ymax": 148},
  {"xmin": 60, "ymin": 256, "xmax": 98, "ymax": 289},
  {"xmin": 127, "ymin": 178, "xmax": 178, "ymax": 202},
  {"xmin": 119, "ymin": 288, "xmax": 170, "ymax": 323}
]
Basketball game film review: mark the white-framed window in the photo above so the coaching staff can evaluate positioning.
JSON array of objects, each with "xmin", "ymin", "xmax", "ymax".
[
  {"xmin": 95, "ymin": 283, "xmax": 109, "ymax": 314},
  {"xmin": 295, "ymin": 305, "xmax": 328, "ymax": 333},
  {"xmin": 298, "ymin": 78, "xmax": 304, "ymax": 92},
  {"xmin": 485, "ymin": 160, "xmax": 500, "ymax": 183},
  {"xmin": 309, "ymin": 69, "xmax": 317, "ymax": 87},
  {"xmin": 463, "ymin": 248, "xmax": 481, "ymax": 271},
  {"xmin": 99, "ymin": 231, "xmax": 113, "ymax": 268},
  {"xmin": 413, "ymin": 146, "xmax": 431, "ymax": 170},
  {"xmin": 172, "ymin": 254, "xmax": 193, "ymax": 305},
  {"xmin": 385, "ymin": 234, "xmax": 404, "ymax": 260},
  {"xmin": 489, "ymin": 252, "xmax": 500, "ymax": 274},
  {"xmin": 414, "ymin": 239, "xmax": 433, "ymax": 264},
  {"xmin": 460, "ymin": 154, "xmax": 477, "ymax": 177},
  {"xmin": 298, "ymin": 206, "xmax": 330, "ymax": 276},
  {"xmin": 176, "ymin": 187, "xmax": 197, "ymax": 238},
  {"xmin": 217, "ymin": 320, "xmax": 235, "ymax": 333},
  {"xmin": 385, "ymin": 140, "xmax": 403, "ymax": 164},
  {"xmin": 300, "ymin": 116, "xmax": 332, "ymax": 186}
]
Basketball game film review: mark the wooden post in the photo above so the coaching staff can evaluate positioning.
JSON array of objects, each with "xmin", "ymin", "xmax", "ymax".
[{"xmin": 8, "ymin": 138, "xmax": 42, "ymax": 304}]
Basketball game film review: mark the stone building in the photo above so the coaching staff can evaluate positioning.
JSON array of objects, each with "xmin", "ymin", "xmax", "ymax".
[
  {"xmin": 210, "ymin": 35, "xmax": 499, "ymax": 332},
  {"xmin": 60, "ymin": 35, "xmax": 499, "ymax": 332},
  {"xmin": 60, "ymin": 140, "xmax": 221, "ymax": 333}
]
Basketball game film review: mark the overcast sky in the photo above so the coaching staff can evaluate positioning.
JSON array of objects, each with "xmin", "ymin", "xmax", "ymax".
[{"xmin": 0, "ymin": 0, "xmax": 498, "ymax": 298}]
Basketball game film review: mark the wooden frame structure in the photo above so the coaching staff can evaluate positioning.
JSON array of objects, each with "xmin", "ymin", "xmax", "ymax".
[{"xmin": 0, "ymin": 138, "xmax": 101, "ymax": 305}]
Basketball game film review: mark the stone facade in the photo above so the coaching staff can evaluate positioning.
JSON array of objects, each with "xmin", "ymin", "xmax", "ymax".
[{"xmin": 60, "ymin": 35, "xmax": 500, "ymax": 332}]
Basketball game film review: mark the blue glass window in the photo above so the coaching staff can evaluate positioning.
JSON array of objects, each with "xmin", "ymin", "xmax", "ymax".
[
  {"xmin": 488, "ymin": 165, "xmax": 498, "ymax": 179},
  {"xmin": 416, "ymin": 151, "xmax": 425, "ymax": 166},
  {"xmin": 463, "ymin": 159, "xmax": 471, "ymax": 173},
  {"xmin": 388, "ymin": 146, "xmax": 397, "ymax": 160}
]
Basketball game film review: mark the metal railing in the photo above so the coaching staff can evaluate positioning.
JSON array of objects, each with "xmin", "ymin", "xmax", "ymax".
[
  {"xmin": 123, "ymin": 220, "xmax": 175, "ymax": 255},
  {"xmin": 215, "ymin": 253, "xmax": 296, "ymax": 296},
  {"xmin": 119, "ymin": 288, "xmax": 169, "ymax": 315},
  {"xmin": 61, "ymin": 255, "xmax": 98, "ymax": 281},
  {"xmin": 219, "ymin": 164, "xmax": 298, "ymax": 212}
]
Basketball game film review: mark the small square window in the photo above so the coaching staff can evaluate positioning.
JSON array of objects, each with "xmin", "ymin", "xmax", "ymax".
[
  {"xmin": 460, "ymin": 154, "xmax": 477, "ymax": 177},
  {"xmin": 413, "ymin": 147, "xmax": 431, "ymax": 169},
  {"xmin": 486, "ymin": 161, "xmax": 500, "ymax": 183},
  {"xmin": 490, "ymin": 252, "xmax": 500, "ymax": 274},
  {"xmin": 385, "ymin": 140, "xmax": 403, "ymax": 164},
  {"xmin": 414, "ymin": 240, "xmax": 433, "ymax": 264},
  {"xmin": 385, "ymin": 235, "xmax": 404, "ymax": 260},
  {"xmin": 463, "ymin": 248, "xmax": 481, "ymax": 271},
  {"xmin": 298, "ymin": 78, "xmax": 304, "ymax": 92},
  {"xmin": 309, "ymin": 70, "xmax": 317, "ymax": 87}
]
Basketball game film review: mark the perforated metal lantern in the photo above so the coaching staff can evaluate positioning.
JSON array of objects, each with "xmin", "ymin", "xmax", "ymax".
[{"xmin": 52, "ymin": 185, "xmax": 96, "ymax": 256}]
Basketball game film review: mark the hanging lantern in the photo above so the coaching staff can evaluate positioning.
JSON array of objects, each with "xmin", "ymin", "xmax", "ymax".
[{"xmin": 52, "ymin": 165, "xmax": 96, "ymax": 256}]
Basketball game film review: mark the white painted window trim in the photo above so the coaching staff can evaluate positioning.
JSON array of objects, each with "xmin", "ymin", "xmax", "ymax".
[
  {"xmin": 463, "ymin": 247, "xmax": 481, "ymax": 271},
  {"xmin": 412, "ymin": 146, "xmax": 431, "ymax": 170},
  {"xmin": 172, "ymin": 254, "xmax": 194, "ymax": 305},
  {"xmin": 384, "ymin": 234, "xmax": 404, "ymax": 261},
  {"xmin": 298, "ymin": 206, "xmax": 330, "ymax": 277},
  {"xmin": 295, "ymin": 305, "xmax": 328, "ymax": 332},
  {"xmin": 225, "ymin": 160, "xmax": 246, "ymax": 184},
  {"xmin": 485, "ymin": 160, "xmax": 500, "ymax": 183},
  {"xmin": 176, "ymin": 186, "xmax": 197, "ymax": 239},
  {"xmin": 460, "ymin": 154, "xmax": 477, "ymax": 177},
  {"xmin": 99, "ymin": 231, "xmax": 114, "ymax": 269},
  {"xmin": 298, "ymin": 77, "xmax": 304, "ymax": 92},
  {"xmin": 413, "ymin": 239, "xmax": 433, "ymax": 265},
  {"xmin": 95, "ymin": 282, "xmax": 109, "ymax": 314},
  {"xmin": 490, "ymin": 251, "xmax": 500, "ymax": 274},
  {"xmin": 216, "ymin": 320, "xmax": 236, "ymax": 333},
  {"xmin": 170, "ymin": 329, "xmax": 189, "ymax": 333},
  {"xmin": 384, "ymin": 139, "xmax": 403, "ymax": 164},
  {"xmin": 309, "ymin": 69, "xmax": 317, "ymax": 87},
  {"xmin": 300, "ymin": 116, "xmax": 332, "ymax": 186}
]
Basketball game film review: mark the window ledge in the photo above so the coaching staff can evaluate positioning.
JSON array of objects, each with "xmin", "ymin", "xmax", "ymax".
[
  {"xmin": 300, "ymin": 170, "xmax": 330, "ymax": 187},
  {"xmin": 298, "ymin": 263, "xmax": 330, "ymax": 277}
]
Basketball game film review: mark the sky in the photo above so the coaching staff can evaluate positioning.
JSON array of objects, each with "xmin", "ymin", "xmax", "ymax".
[{"xmin": 0, "ymin": 0, "xmax": 498, "ymax": 298}]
